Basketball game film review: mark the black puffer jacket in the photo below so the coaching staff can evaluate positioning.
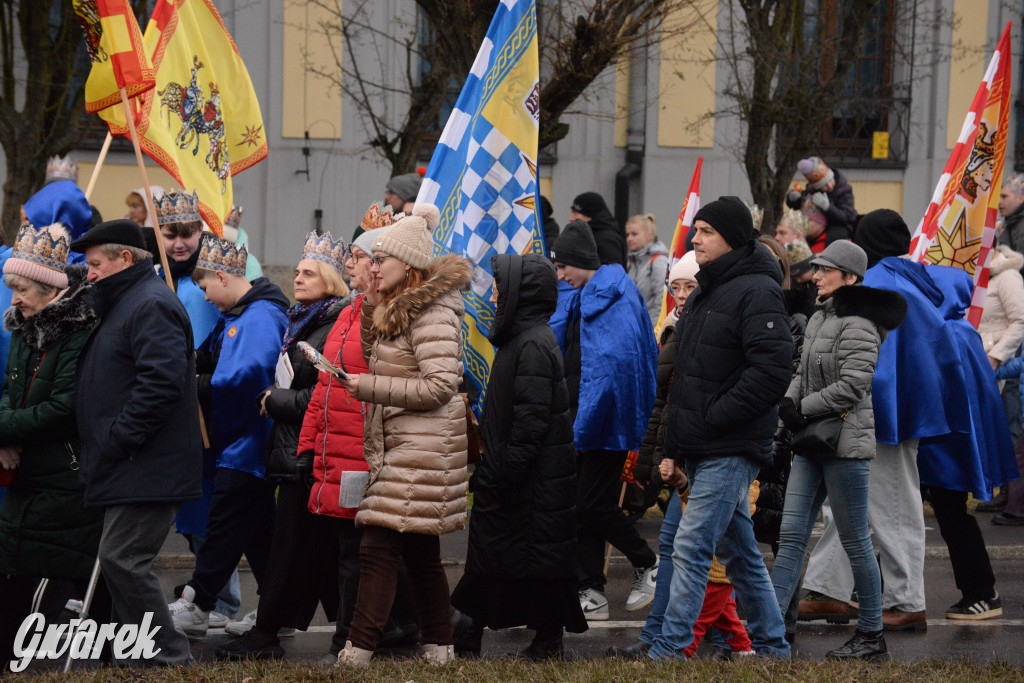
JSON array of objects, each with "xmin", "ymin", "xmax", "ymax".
[
  {"xmin": 467, "ymin": 253, "xmax": 577, "ymax": 580},
  {"xmin": 998, "ymin": 202, "xmax": 1024, "ymax": 271},
  {"xmin": 263, "ymin": 298, "xmax": 346, "ymax": 480},
  {"xmin": 76, "ymin": 259, "xmax": 202, "ymax": 506},
  {"xmin": 635, "ymin": 317, "xmax": 679, "ymax": 485},
  {"xmin": 664, "ymin": 241, "xmax": 794, "ymax": 466}
]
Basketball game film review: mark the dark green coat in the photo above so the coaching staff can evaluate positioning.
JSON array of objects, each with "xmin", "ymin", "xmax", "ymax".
[{"xmin": 0, "ymin": 269, "xmax": 102, "ymax": 579}]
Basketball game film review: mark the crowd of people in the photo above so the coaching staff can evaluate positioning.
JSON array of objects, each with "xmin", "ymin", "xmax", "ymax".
[{"xmin": 0, "ymin": 154, "xmax": 1021, "ymax": 670}]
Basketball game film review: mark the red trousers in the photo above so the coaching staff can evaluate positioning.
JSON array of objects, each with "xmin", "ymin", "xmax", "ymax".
[{"xmin": 684, "ymin": 581, "xmax": 752, "ymax": 658}]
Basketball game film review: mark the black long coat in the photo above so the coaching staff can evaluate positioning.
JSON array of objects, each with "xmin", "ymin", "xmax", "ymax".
[{"xmin": 466, "ymin": 253, "xmax": 577, "ymax": 580}]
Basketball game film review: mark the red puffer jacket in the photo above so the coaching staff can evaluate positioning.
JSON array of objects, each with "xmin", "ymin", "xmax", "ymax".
[{"xmin": 297, "ymin": 295, "xmax": 369, "ymax": 518}]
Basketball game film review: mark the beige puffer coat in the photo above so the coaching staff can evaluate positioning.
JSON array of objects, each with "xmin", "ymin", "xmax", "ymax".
[
  {"xmin": 978, "ymin": 246, "xmax": 1024, "ymax": 364},
  {"xmin": 354, "ymin": 255, "xmax": 471, "ymax": 535}
]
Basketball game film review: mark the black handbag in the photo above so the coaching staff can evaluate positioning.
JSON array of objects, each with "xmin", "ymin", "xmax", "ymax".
[{"xmin": 790, "ymin": 410, "xmax": 849, "ymax": 457}]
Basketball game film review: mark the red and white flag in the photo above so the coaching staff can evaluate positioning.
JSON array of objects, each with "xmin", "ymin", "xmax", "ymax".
[
  {"xmin": 909, "ymin": 22, "xmax": 1012, "ymax": 328},
  {"xmin": 655, "ymin": 157, "xmax": 702, "ymax": 335}
]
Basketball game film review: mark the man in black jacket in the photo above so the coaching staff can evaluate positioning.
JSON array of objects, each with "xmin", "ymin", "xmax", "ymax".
[
  {"xmin": 72, "ymin": 219, "xmax": 202, "ymax": 667},
  {"xmin": 648, "ymin": 196, "xmax": 793, "ymax": 661}
]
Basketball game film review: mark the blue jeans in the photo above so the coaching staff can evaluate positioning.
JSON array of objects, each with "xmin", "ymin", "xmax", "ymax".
[
  {"xmin": 640, "ymin": 492, "xmax": 682, "ymax": 645},
  {"xmin": 771, "ymin": 455, "xmax": 881, "ymax": 631},
  {"xmin": 648, "ymin": 457, "xmax": 790, "ymax": 660}
]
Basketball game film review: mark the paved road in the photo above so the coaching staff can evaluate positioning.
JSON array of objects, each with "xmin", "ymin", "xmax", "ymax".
[{"xmin": 155, "ymin": 510, "xmax": 1024, "ymax": 665}]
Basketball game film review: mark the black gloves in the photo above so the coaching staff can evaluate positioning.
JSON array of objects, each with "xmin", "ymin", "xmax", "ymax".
[
  {"xmin": 296, "ymin": 450, "xmax": 315, "ymax": 491},
  {"xmin": 779, "ymin": 398, "xmax": 807, "ymax": 432}
]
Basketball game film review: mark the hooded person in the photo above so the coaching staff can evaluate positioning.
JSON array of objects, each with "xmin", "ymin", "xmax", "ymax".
[
  {"xmin": 23, "ymin": 180, "xmax": 92, "ymax": 266},
  {"xmin": 123, "ymin": 185, "xmax": 165, "ymax": 228},
  {"xmin": 549, "ymin": 220, "xmax": 659, "ymax": 621},
  {"xmin": 450, "ymin": 253, "xmax": 587, "ymax": 660},
  {"xmin": 785, "ymin": 157, "xmax": 857, "ymax": 249},
  {"xmin": 570, "ymin": 192, "xmax": 626, "ymax": 268}
]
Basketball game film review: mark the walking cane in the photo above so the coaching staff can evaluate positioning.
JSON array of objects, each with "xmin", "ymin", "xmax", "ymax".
[{"xmin": 63, "ymin": 556, "xmax": 102, "ymax": 673}]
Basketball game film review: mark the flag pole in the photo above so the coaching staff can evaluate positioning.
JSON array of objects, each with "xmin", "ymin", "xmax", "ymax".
[
  {"xmin": 118, "ymin": 87, "xmax": 210, "ymax": 449},
  {"xmin": 84, "ymin": 132, "xmax": 112, "ymax": 202}
]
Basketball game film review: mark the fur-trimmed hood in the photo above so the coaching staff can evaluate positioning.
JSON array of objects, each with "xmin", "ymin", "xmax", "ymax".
[
  {"xmin": 989, "ymin": 245, "xmax": 1024, "ymax": 277},
  {"xmin": 830, "ymin": 284, "xmax": 907, "ymax": 332},
  {"xmin": 372, "ymin": 254, "xmax": 472, "ymax": 338},
  {"xmin": 4, "ymin": 266, "xmax": 97, "ymax": 351}
]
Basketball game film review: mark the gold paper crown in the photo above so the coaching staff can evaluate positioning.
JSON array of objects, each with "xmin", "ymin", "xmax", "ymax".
[
  {"xmin": 154, "ymin": 189, "xmax": 201, "ymax": 225},
  {"xmin": 11, "ymin": 223, "xmax": 70, "ymax": 270},
  {"xmin": 359, "ymin": 202, "xmax": 397, "ymax": 231},
  {"xmin": 225, "ymin": 205, "xmax": 243, "ymax": 229},
  {"xmin": 196, "ymin": 234, "xmax": 247, "ymax": 277},
  {"xmin": 45, "ymin": 155, "xmax": 79, "ymax": 183},
  {"xmin": 301, "ymin": 231, "xmax": 346, "ymax": 271},
  {"xmin": 746, "ymin": 203, "xmax": 764, "ymax": 232}
]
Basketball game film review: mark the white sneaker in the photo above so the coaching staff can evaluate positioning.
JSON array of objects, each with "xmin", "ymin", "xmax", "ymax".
[
  {"xmin": 419, "ymin": 643, "xmax": 455, "ymax": 665},
  {"xmin": 64, "ymin": 599, "xmax": 84, "ymax": 615},
  {"xmin": 579, "ymin": 588, "xmax": 609, "ymax": 621},
  {"xmin": 208, "ymin": 611, "xmax": 229, "ymax": 629},
  {"xmin": 625, "ymin": 558, "xmax": 659, "ymax": 611},
  {"xmin": 168, "ymin": 585, "xmax": 209, "ymax": 637},
  {"xmin": 224, "ymin": 609, "xmax": 297, "ymax": 638},
  {"xmin": 336, "ymin": 640, "xmax": 373, "ymax": 668}
]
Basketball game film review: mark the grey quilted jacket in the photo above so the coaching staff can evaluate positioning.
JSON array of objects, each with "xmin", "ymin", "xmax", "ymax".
[
  {"xmin": 786, "ymin": 285, "xmax": 907, "ymax": 460},
  {"xmin": 627, "ymin": 240, "xmax": 669, "ymax": 327}
]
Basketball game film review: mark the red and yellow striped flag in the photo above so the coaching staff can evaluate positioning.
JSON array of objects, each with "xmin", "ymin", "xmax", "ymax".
[
  {"xmin": 654, "ymin": 157, "xmax": 702, "ymax": 337},
  {"xmin": 74, "ymin": 0, "xmax": 156, "ymax": 113},
  {"xmin": 909, "ymin": 22, "xmax": 1012, "ymax": 328},
  {"xmin": 99, "ymin": 0, "xmax": 267, "ymax": 236}
]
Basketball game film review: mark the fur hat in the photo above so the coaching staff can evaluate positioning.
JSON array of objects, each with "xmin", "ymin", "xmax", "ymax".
[
  {"xmin": 693, "ymin": 196, "xmax": 754, "ymax": 249},
  {"xmin": 372, "ymin": 204, "xmax": 439, "ymax": 269},
  {"xmin": 551, "ymin": 220, "xmax": 601, "ymax": 270},
  {"xmin": 798, "ymin": 157, "xmax": 834, "ymax": 191},
  {"xmin": 668, "ymin": 250, "xmax": 699, "ymax": 284},
  {"xmin": 4, "ymin": 223, "xmax": 71, "ymax": 290}
]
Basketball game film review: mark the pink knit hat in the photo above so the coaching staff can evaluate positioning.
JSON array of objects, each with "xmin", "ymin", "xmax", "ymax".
[{"xmin": 3, "ymin": 223, "xmax": 70, "ymax": 289}]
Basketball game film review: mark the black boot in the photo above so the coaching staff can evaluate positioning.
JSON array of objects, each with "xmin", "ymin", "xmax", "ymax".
[
  {"xmin": 825, "ymin": 629, "xmax": 888, "ymax": 661},
  {"xmin": 516, "ymin": 627, "xmax": 564, "ymax": 661},
  {"xmin": 605, "ymin": 640, "xmax": 651, "ymax": 660},
  {"xmin": 215, "ymin": 628, "xmax": 284, "ymax": 661},
  {"xmin": 454, "ymin": 623, "xmax": 483, "ymax": 659}
]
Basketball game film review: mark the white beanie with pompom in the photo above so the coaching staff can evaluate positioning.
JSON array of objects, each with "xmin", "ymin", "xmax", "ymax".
[{"xmin": 372, "ymin": 203, "xmax": 440, "ymax": 269}]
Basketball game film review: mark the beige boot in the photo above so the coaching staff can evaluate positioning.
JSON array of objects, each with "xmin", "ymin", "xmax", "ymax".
[
  {"xmin": 419, "ymin": 643, "xmax": 455, "ymax": 665},
  {"xmin": 336, "ymin": 640, "xmax": 373, "ymax": 668}
]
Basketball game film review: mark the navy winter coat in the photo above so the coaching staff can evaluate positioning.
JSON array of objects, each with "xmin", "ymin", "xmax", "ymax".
[{"xmin": 75, "ymin": 259, "xmax": 203, "ymax": 506}]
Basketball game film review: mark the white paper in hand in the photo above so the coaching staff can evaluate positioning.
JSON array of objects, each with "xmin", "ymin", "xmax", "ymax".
[
  {"xmin": 297, "ymin": 341, "xmax": 350, "ymax": 380},
  {"xmin": 275, "ymin": 352, "xmax": 294, "ymax": 389},
  {"xmin": 339, "ymin": 470, "xmax": 370, "ymax": 508}
]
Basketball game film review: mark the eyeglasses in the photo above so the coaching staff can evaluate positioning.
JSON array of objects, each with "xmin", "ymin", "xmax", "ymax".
[
  {"xmin": 369, "ymin": 254, "xmax": 395, "ymax": 268},
  {"xmin": 346, "ymin": 250, "xmax": 367, "ymax": 264},
  {"xmin": 810, "ymin": 264, "xmax": 837, "ymax": 275}
]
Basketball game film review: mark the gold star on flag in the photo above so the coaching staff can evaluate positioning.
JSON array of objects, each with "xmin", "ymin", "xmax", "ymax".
[
  {"xmin": 240, "ymin": 124, "xmax": 263, "ymax": 148},
  {"xmin": 924, "ymin": 209, "xmax": 981, "ymax": 276},
  {"xmin": 514, "ymin": 194, "xmax": 536, "ymax": 212}
]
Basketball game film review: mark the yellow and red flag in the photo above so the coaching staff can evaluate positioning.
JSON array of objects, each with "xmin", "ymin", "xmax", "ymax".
[
  {"xmin": 75, "ymin": 0, "xmax": 156, "ymax": 113},
  {"xmin": 654, "ymin": 157, "xmax": 702, "ymax": 336},
  {"xmin": 99, "ymin": 0, "xmax": 267, "ymax": 236},
  {"xmin": 909, "ymin": 22, "xmax": 1012, "ymax": 328}
]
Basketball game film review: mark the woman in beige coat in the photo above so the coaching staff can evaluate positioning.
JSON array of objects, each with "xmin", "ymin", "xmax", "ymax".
[
  {"xmin": 336, "ymin": 204, "xmax": 471, "ymax": 667},
  {"xmin": 978, "ymin": 245, "xmax": 1024, "ymax": 371}
]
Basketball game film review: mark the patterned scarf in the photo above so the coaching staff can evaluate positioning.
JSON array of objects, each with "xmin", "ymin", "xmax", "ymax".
[{"xmin": 282, "ymin": 297, "xmax": 340, "ymax": 352}]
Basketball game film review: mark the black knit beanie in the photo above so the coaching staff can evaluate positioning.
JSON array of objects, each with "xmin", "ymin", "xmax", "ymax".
[
  {"xmin": 693, "ymin": 196, "xmax": 754, "ymax": 249},
  {"xmin": 853, "ymin": 209, "xmax": 910, "ymax": 268},
  {"xmin": 571, "ymin": 192, "xmax": 610, "ymax": 219},
  {"xmin": 551, "ymin": 220, "xmax": 601, "ymax": 270}
]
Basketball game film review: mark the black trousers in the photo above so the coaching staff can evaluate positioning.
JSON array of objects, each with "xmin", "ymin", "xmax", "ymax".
[
  {"xmin": 254, "ymin": 482, "xmax": 341, "ymax": 632},
  {"xmin": 924, "ymin": 485, "xmax": 996, "ymax": 602},
  {"xmin": 0, "ymin": 575, "xmax": 112, "ymax": 671},
  {"xmin": 189, "ymin": 467, "xmax": 276, "ymax": 612},
  {"xmin": 575, "ymin": 449, "xmax": 656, "ymax": 592}
]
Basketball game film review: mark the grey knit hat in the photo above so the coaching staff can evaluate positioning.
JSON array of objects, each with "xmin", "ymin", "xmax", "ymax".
[
  {"xmin": 810, "ymin": 240, "xmax": 868, "ymax": 280},
  {"xmin": 353, "ymin": 225, "xmax": 388, "ymax": 256},
  {"xmin": 372, "ymin": 204, "xmax": 440, "ymax": 269},
  {"xmin": 387, "ymin": 173, "xmax": 423, "ymax": 203}
]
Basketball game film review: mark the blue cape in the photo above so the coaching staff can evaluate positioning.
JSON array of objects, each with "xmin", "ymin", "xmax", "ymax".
[
  {"xmin": 23, "ymin": 180, "xmax": 91, "ymax": 265},
  {"xmin": 0, "ymin": 246, "xmax": 13, "ymax": 393},
  {"xmin": 203, "ymin": 297, "xmax": 287, "ymax": 477},
  {"xmin": 175, "ymin": 275, "xmax": 221, "ymax": 349},
  {"xmin": 864, "ymin": 258, "xmax": 971, "ymax": 443},
  {"xmin": 550, "ymin": 264, "xmax": 657, "ymax": 451},
  {"xmin": 916, "ymin": 266, "xmax": 1019, "ymax": 498}
]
